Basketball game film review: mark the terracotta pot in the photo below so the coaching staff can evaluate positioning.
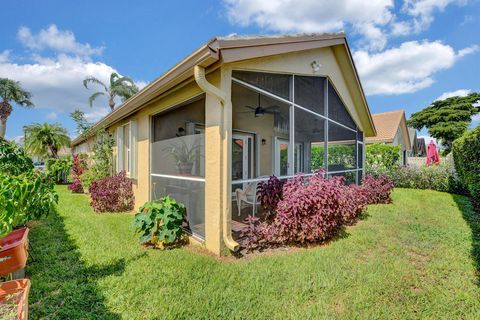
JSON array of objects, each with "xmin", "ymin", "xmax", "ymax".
[
  {"xmin": 0, "ymin": 279, "xmax": 31, "ymax": 320},
  {"xmin": 0, "ymin": 228, "xmax": 29, "ymax": 277}
]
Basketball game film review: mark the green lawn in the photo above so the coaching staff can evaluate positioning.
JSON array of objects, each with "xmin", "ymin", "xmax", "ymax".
[{"xmin": 26, "ymin": 186, "xmax": 480, "ymax": 319}]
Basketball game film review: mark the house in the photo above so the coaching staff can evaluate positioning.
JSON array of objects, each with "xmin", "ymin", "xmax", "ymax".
[
  {"xmin": 365, "ymin": 110, "xmax": 412, "ymax": 165},
  {"xmin": 71, "ymin": 33, "xmax": 376, "ymax": 255}
]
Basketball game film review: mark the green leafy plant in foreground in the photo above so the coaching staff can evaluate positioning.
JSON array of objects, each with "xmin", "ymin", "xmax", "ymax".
[
  {"xmin": 133, "ymin": 196, "xmax": 186, "ymax": 249},
  {"xmin": 0, "ymin": 137, "xmax": 33, "ymax": 175},
  {"xmin": 0, "ymin": 171, "xmax": 58, "ymax": 236}
]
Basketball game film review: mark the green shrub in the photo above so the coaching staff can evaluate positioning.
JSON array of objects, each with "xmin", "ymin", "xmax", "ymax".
[
  {"xmin": 0, "ymin": 171, "xmax": 58, "ymax": 236},
  {"xmin": 46, "ymin": 156, "xmax": 72, "ymax": 184},
  {"xmin": 0, "ymin": 138, "xmax": 33, "ymax": 175},
  {"xmin": 365, "ymin": 143, "xmax": 401, "ymax": 176},
  {"xmin": 132, "ymin": 196, "xmax": 186, "ymax": 249},
  {"xmin": 390, "ymin": 161, "xmax": 465, "ymax": 194},
  {"xmin": 453, "ymin": 125, "xmax": 480, "ymax": 204},
  {"xmin": 91, "ymin": 129, "xmax": 114, "ymax": 179},
  {"xmin": 79, "ymin": 170, "xmax": 96, "ymax": 192}
]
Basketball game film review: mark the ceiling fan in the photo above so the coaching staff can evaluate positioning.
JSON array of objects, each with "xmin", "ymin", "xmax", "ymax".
[{"xmin": 236, "ymin": 94, "xmax": 281, "ymax": 117}]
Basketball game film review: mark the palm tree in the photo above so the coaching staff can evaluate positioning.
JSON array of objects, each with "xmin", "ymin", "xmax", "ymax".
[
  {"xmin": 83, "ymin": 72, "xmax": 139, "ymax": 111},
  {"xmin": 24, "ymin": 123, "xmax": 71, "ymax": 158},
  {"xmin": 0, "ymin": 78, "xmax": 34, "ymax": 138}
]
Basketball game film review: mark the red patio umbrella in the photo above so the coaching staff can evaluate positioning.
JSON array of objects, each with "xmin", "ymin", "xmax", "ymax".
[{"xmin": 426, "ymin": 140, "xmax": 440, "ymax": 165}]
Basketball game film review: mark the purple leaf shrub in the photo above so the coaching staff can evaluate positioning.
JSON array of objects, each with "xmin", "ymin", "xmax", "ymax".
[
  {"xmin": 257, "ymin": 176, "xmax": 284, "ymax": 221},
  {"xmin": 241, "ymin": 173, "xmax": 393, "ymax": 251},
  {"xmin": 361, "ymin": 175, "xmax": 394, "ymax": 204},
  {"xmin": 89, "ymin": 171, "xmax": 134, "ymax": 212}
]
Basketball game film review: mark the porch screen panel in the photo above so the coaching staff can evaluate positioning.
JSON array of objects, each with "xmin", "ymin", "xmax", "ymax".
[
  {"xmin": 294, "ymin": 76, "xmax": 325, "ymax": 116},
  {"xmin": 231, "ymin": 82, "xmax": 291, "ymax": 179},
  {"xmin": 327, "ymin": 81, "xmax": 356, "ymax": 129},
  {"xmin": 327, "ymin": 121, "xmax": 357, "ymax": 171},
  {"xmin": 232, "ymin": 71, "xmax": 291, "ymax": 100},
  {"xmin": 294, "ymin": 108, "xmax": 325, "ymax": 173},
  {"xmin": 151, "ymin": 98, "xmax": 206, "ymax": 238}
]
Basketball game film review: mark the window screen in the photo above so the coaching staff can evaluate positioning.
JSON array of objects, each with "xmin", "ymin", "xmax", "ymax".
[
  {"xmin": 232, "ymin": 71, "xmax": 291, "ymax": 101},
  {"xmin": 294, "ymin": 108, "xmax": 325, "ymax": 173},
  {"xmin": 294, "ymin": 76, "xmax": 325, "ymax": 116},
  {"xmin": 328, "ymin": 81, "xmax": 356, "ymax": 129}
]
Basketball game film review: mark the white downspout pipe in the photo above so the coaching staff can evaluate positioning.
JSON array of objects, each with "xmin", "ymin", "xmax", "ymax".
[{"xmin": 194, "ymin": 65, "xmax": 240, "ymax": 252}]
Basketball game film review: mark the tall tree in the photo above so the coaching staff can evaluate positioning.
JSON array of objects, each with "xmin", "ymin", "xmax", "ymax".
[
  {"xmin": 83, "ymin": 72, "xmax": 139, "ymax": 111},
  {"xmin": 70, "ymin": 109, "xmax": 92, "ymax": 137},
  {"xmin": 0, "ymin": 78, "xmax": 34, "ymax": 138},
  {"xmin": 24, "ymin": 123, "xmax": 71, "ymax": 158},
  {"xmin": 408, "ymin": 93, "xmax": 480, "ymax": 153}
]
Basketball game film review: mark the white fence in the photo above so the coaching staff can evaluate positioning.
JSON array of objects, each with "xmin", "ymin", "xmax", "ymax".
[{"xmin": 407, "ymin": 157, "xmax": 447, "ymax": 167}]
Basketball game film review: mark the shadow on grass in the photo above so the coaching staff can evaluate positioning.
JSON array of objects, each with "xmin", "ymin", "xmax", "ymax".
[
  {"xmin": 453, "ymin": 194, "xmax": 480, "ymax": 286},
  {"xmin": 26, "ymin": 208, "xmax": 128, "ymax": 319}
]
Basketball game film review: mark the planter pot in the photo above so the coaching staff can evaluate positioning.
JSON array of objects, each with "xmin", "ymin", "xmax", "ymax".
[
  {"xmin": 0, "ymin": 279, "xmax": 31, "ymax": 320},
  {"xmin": 176, "ymin": 163, "xmax": 194, "ymax": 175},
  {"xmin": 0, "ymin": 228, "xmax": 29, "ymax": 277}
]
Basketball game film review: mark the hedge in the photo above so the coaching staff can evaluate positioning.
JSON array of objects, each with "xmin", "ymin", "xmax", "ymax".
[{"xmin": 453, "ymin": 125, "xmax": 480, "ymax": 204}]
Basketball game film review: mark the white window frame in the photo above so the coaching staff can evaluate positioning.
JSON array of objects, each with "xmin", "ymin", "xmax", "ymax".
[{"xmin": 117, "ymin": 120, "xmax": 137, "ymax": 178}]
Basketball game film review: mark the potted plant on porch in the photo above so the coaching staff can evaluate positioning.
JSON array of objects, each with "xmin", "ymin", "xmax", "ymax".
[{"xmin": 0, "ymin": 279, "xmax": 31, "ymax": 319}]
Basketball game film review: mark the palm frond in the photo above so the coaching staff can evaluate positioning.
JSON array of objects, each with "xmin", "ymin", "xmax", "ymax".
[
  {"xmin": 88, "ymin": 91, "xmax": 105, "ymax": 107},
  {"xmin": 83, "ymin": 76, "xmax": 108, "ymax": 92}
]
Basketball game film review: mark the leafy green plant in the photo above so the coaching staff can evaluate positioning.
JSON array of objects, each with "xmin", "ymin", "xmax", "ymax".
[
  {"xmin": 0, "ymin": 171, "xmax": 58, "ymax": 236},
  {"xmin": 46, "ymin": 156, "xmax": 72, "ymax": 184},
  {"xmin": 91, "ymin": 129, "xmax": 115, "ymax": 179},
  {"xmin": 453, "ymin": 125, "xmax": 480, "ymax": 204},
  {"xmin": 365, "ymin": 143, "xmax": 401, "ymax": 176},
  {"xmin": 0, "ymin": 137, "xmax": 33, "ymax": 175},
  {"xmin": 132, "ymin": 196, "xmax": 186, "ymax": 249}
]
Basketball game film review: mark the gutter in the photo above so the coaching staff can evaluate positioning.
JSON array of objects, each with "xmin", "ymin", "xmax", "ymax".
[{"xmin": 193, "ymin": 65, "xmax": 240, "ymax": 252}]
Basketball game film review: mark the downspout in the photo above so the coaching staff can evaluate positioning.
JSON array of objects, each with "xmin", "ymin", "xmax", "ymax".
[{"xmin": 194, "ymin": 65, "xmax": 240, "ymax": 252}]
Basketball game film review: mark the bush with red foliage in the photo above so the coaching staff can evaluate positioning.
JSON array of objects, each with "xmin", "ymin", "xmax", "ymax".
[
  {"xmin": 68, "ymin": 154, "xmax": 85, "ymax": 193},
  {"xmin": 89, "ymin": 171, "xmax": 134, "ymax": 212},
  {"xmin": 257, "ymin": 176, "xmax": 284, "ymax": 221},
  {"xmin": 361, "ymin": 175, "xmax": 394, "ymax": 204},
  {"xmin": 241, "ymin": 173, "xmax": 393, "ymax": 251}
]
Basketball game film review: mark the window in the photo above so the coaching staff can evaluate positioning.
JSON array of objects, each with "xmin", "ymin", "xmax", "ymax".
[
  {"xmin": 150, "ymin": 97, "xmax": 206, "ymax": 239},
  {"xmin": 231, "ymin": 71, "xmax": 366, "ymax": 222},
  {"xmin": 116, "ymin": 121, "xmax": 137, "ymax": 178}
]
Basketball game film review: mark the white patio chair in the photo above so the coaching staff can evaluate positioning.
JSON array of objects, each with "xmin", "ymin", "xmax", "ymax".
[{"xmin": 234, "ymin": 176, "xmax": 269, "ymax": 217}]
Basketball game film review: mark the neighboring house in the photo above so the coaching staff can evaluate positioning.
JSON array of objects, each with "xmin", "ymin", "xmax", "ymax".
[
  {"xmin": 71, "ymin": 33, "xmax": 376, "ymax": 255},
  {"xmin": 407, "ymin": 127, "xmax": 421, "ymax": 157},
  {"xmin": 365, "ymin": 110, "xmax": 412, "ymax": 165},
  {"xmin": 416, "ymin": 137, "xmax": 427, "ymax": 157}
]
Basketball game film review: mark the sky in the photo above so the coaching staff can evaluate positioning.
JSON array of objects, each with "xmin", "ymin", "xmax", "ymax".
[{"xmin": 1, "ymin": 0, "xmax": 479, "ymax": 142}]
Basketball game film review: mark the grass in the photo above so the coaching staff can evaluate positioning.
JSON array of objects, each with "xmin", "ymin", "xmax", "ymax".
[{"xmin": 26, "ymin": 186, "xmax": 480, "ymax": 319}]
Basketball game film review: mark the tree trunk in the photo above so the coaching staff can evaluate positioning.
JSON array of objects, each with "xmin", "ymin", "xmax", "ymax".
[
  {"xmin": 109, "ymin": 94, "xmax": 115, "ymax": 111},
  {"xmin": 0, "ymin": 118, "xmax": 6, "ymax": 139}
]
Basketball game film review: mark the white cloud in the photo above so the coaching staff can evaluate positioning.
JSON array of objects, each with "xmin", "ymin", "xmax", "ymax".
[
  {"xmin": 436, "ymin": 89, "xmax": 472, "ymax": 101},
  {"xmin": 353, "ymin": 41, "xmax": 477, "ymax": 95},
  {"xmin": 46, "ymin": 111, "xmax": 58, "ymax": 120},
  {"xmin": 0, "ymin": 50, "xmax": 10, "ymax": 63},
  {"xmin": 18, "ymin": 25, "xmax": 104, "ymax": 57},
  {"xmin": 0, "ymin": 26, "xmax": 146, "ymax": 124},
  {"xmin": 223, "ymin": 0, "xmax": 469, "ymax": 50},
  {"xmin": 402, "ymin": 0, "xmax": 466, "ymax": 32},
  {"xmin": 223, "ymin": 0, "xmax": 394, "ymax": 50}
]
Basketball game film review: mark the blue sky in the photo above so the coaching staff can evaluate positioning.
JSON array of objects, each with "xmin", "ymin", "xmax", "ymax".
[{"xmin": 1, "ymin": 0, "xmax": 479, "ymax": 142}]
